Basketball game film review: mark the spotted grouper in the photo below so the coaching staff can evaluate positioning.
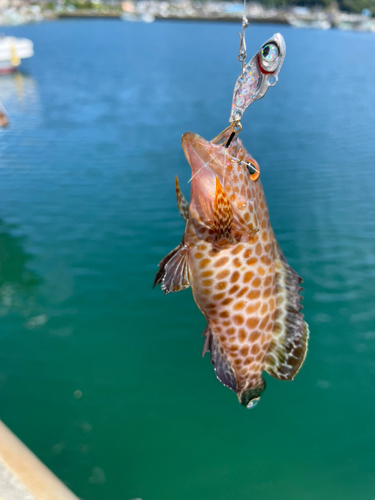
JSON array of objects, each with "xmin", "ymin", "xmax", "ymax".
[{"xmin": 154, "ymin": 129, "xmax": 309, "ymax": 408}]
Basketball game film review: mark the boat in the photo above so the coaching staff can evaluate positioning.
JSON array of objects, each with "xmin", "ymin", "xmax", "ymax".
[
  {"xmin": 336, "ymin": 17, "xmax": 375, "ymax": 31},
  {"xmin": 287, "ymin": 15, "xmax": 331, "ymax": 30},
  {"xmin": 0, "ymin": 36, "xmax": 34, "ymax": 74},
  {"xmin": 121, "ymin": 12, "xmax": 154, "ymax": 22}
]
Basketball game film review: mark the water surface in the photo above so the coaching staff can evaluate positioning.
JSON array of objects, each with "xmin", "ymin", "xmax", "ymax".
[{"xmin": 0, "ymin": 19, "xmax": 374, "ymax": 500}]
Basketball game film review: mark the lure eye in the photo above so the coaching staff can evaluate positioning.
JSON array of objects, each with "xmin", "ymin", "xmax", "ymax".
[
  {"xmin": 245, "ymin": 158, "xmax": 260, "ymax": 181},
  {"xmin": 261, "ymin": 43, "xmax": 279, "ymax": 63},
  {"xmin": 258, "ymin": 42, "xmax": 281, "ymax": 75}
]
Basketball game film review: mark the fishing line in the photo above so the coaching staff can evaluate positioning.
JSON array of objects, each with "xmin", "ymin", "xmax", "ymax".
[
  {"xmin": 187, "ymin": 144, "xmax": 259, "ymax": 185},
  {"xmin": 188, "ymin": 0, "xmax": 253, "ymax": 184},
  {"xmin": 187, "ymin": 156, "xmax": 215, "ymax": 183}
]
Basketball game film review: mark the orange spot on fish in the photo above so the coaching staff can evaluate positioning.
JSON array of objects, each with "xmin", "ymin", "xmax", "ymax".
[
  {"xmin": 249, "ymin": 331, "xmax": 261, "ymax": 342},
  {"xmin": 263, "ymin": 287, "xmax": 272, "ymax": 298},
  {"xmin": 233, "ymin": 258, "xmax": 241, "ymax": 268},
  {"xmin": 231, "ymin": 245, "xmax": 244, "ymax": 255},
  {"xmin": 264, "ymin": 275, "xmax": 272, "ymax": 286},
  {"xmin": 213, "ymin": 293, "xmax": 225, "ymax": 301},
  {"xmin": 259, "ymin": 315, "xmax": 270, "ymax": 329},
  {"xmin": 246, "ymin": 317, "xmax": 260, "ymax": 329},
  {"xmin": 255, "ymin": 243, "xmax": 262, "ymax": 256},
  {"xmin": 199, "ymin": 258, "xmax": 211, "ymax": 269},
  {"xmin": 234, "ymin": 301, "xmax": 246, "ymax": 311},
  {"xmin": 222, "ymin": 297, "xmax": 233, "ymax": 306},
  {"xmin": 236, "ymin": 287, "xmax": 248, "ymax": 298},
  {"xmin": 233, "ymin": 314, "xmax": 244, "ymax": 325},
  {"xmin": 216, "ymin": 281, "xmax": 227, "ymax": 290},
  {"xmin": 231, "ymin": 271, "xmax": 240, "ymax": 283},
  {"xmin": 238, "ymin": 328, "xmax": 247, "ymax": 342},
  {"xmin": 217, "ymin": 269, "xmax": 230, "ymax": 280},
  {"xmin": 251, "ymin": 344, "xmax": 260, "ymax": 354},
  {"xmin": 244, "ymin": 271, "xmax": 254, "ymax": 283},
  {"xmin": 257, "ymin": 266, "xmax": 266, "ymax": 276},
  {"xmin": 244, "ymin": 248, "xmax": 252, "ymax": 258},
  {"xmin": 214, "ymin": 256, "xmax": 229, "ymax": 267},
  {"xmin": 240, "ymin": 345, "xmax": 249, "ymax": 356},
  {"xmin": 252, "ymin": 277, "xmax": 261, "ymax": 288},
  {"xmin": 246, "ymin": 302, "xmax": 260, "ymax": 314},
  {"xmin": 229, "ymin": 285, "xmax": 240, "ymax": 294}
]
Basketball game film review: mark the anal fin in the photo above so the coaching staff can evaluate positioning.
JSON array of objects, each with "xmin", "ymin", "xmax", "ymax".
[
  {"xmin": 202, "ymin": 325, "xmax": 237, "ymax": 393},
  {"xmin": 265, "ymin": 242, "xmax": 309, "ymax": 381},
  {"xmin": 153, "ymin": 244, "xmax": 190, "ymax": 294}
]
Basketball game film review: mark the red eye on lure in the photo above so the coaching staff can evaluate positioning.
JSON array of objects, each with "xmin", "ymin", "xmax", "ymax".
[{"xmin": 154, "ymin": 11, "xmax": 308, "ymax": 409}]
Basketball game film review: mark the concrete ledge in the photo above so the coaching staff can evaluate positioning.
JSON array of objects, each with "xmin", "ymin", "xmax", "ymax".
[{"xmin": 0, "ymin": 421, "xmax": 79, "ymax": 500}]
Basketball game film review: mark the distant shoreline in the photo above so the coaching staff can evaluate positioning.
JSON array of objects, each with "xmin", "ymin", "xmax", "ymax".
[
  {"xmin": 1, "ymin": 4, "xmax": 374, "ymax": 32},
  {"xmin": 57, "ymin": 12, "xmax": 288, "ymax": 23}
]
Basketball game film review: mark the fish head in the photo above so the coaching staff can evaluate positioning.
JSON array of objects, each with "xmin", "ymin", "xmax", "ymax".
[{"xmin": 181, "ymin": 131, "xmax": 262, "ymax": 237}]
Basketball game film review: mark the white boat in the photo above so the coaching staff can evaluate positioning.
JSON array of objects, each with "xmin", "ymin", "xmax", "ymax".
[
  {"xmin": 121, "ymin": 12, "xmax": 155, "ymax": 22},
  {"xmin": 0, "ymin": 36, "xmax": 34, "ymax": 73},
  {"xmin": 287, "ymin": 15, "xmax": 331, "ymax": 30}
]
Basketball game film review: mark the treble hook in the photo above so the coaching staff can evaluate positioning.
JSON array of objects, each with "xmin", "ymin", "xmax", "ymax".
[{"xmin": 238, "ymin": 16, "xmax": 249, "ymax": 77}]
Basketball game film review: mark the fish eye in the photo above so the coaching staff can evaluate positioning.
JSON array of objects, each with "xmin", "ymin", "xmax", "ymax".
[
  {"xmin": 261, "ymin": 43, "xmax": 279, "ymax": 63},
  {"xmin": 245, "ymin": 158, "xmax": 260, "ymax": 181}
]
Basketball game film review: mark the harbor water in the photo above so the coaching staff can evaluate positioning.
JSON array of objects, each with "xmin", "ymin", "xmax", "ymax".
[{"xmin": 0, "ymin": 19, "xmax": 374, "ymax": 500}]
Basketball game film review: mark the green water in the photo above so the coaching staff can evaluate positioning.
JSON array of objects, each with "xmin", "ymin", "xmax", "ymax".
[{"xmin": 0, "ymin": 20, "xmax": 374, "ymax": 500}]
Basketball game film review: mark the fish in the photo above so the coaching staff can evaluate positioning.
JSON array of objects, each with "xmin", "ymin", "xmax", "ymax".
[{"xmin": 154, "ymin": 128, "xmax": 309, "ymax": 408}]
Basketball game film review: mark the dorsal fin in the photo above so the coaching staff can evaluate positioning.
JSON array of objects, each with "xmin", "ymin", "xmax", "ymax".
[
  {"xmin": 153, "ymin": 243, "xmax": 190, "ymax": 294},
  {"xmin": 265, "ymin": 242, "xmax": 309, "ymax": 380},
  {"xmin": 202, "ymin": 326, "xmax": 237, "ymax": 393},
  {"xmin": 175, "ymin": 176, "xmax": 189, "ymax": 222}
]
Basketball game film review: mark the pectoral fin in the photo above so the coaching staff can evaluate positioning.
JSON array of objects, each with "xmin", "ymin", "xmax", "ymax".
[
  {"xmin": 213, "ymin": 177, "xmax": 233, "ymax": 239},
  {"xmin": 153, "ymin": 243, "xmax": 190, "ymax": 294},
  {"xmin": 265, "ymin": 242, "xmax": 309, "ymax": 381},
  {"xmin": 175, "ymin": 176, "xmax": 189, "ymax": 222},
  {"xmin": 203, "ymin": 326, "xmax": 237, "ymax": 393}
]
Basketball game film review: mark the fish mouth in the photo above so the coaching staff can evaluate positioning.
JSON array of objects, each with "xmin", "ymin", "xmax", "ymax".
[
  {"xmin": 181, "ymin": 132, "xmax": 203, "ymax": 165},
  {"xmin": 181, "ymin": 132, "xmax": 227, "ymax": 226},
  {"xmin": 181, "ymin": 132, "xmax": 225, "ymax": 180}
]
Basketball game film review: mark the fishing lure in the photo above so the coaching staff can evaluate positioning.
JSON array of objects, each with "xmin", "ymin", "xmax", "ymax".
[{"xmin": 154, "ymin": 20, "xmax": 308, "ymax": 408}]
